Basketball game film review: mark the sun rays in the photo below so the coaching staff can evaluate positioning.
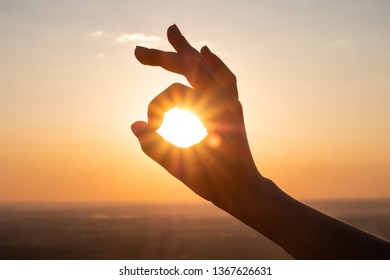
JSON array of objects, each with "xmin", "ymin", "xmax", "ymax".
[{"xmin": 157, "ymin": 107, "xmax": 207, "ymax": 148}]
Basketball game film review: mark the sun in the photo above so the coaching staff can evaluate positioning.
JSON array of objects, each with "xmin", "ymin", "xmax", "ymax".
[{"xmin": 157, "ymin": 107, "xmax": 207, "ymax": 148}]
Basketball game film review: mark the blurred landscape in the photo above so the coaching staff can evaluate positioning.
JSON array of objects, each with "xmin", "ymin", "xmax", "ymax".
[{"xmin": 0, "ymin": 200, "xmax": 389, "ymax": 260}]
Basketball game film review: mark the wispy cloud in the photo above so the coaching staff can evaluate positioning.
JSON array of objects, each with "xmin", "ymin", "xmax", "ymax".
[
  {"xmin": 117, "ymin": 33, "xmax": 160, "ymax": 43},
  {"xmin": 88, "ymin": 30, "xmax": 106, "ymax": 37},
  {"xmin": 97, "ymin": 53, "xmax": 107, "ymax": 58},
  {"xmin": 196, "ymin": 41, "xmax": 208, "ymax": 47},
  {"xmin": 300, "ymin": 0, "xmax": 314, "ymax": 7},
  {"xmin": 327, "ymin": 38, "xmax": 353, "ymax": 49}
]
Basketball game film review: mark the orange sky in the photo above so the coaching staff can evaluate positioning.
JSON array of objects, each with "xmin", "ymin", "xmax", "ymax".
[{"xmin": 1, "ymin": 0, "xmax": 389, "ymax": 202}]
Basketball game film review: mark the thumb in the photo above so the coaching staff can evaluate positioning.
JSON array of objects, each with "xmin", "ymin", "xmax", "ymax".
[
  {"xmin": 131, "ymin": 121, "xmax": 173, "ymax": 168},
  {"xmin": 131, "ymin": 121, "xmax": 149, "ymax": 138}
]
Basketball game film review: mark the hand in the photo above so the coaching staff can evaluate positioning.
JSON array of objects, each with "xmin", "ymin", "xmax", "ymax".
[
  {"xmin": 131, "ymin": 24, "xmax": 262, "ymax": 207},
  {"xmin": 131, "ymin": 25, "xmax": 390, "ymax": 259}
]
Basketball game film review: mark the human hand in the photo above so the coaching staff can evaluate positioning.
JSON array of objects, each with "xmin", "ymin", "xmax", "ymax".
[
  {"xmin": 131, "ymin": 25, "xmax": 390, "ymax": 260},
  {"xmin": 132, "ymin": 25, "xmax": 261, "ymax": 207}
]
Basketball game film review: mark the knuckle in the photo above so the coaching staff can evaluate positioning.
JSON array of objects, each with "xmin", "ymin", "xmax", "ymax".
[
  {"xmin": 230, "ymin": 73, "xmax": 237, "ymax": 83},
  {"xmin": 168, "ymin": 82, "xmax": 184, "ymax": 91},
  {"xmin": 189, "ymin": 58, "xmax": 201, "ymax": 75}
]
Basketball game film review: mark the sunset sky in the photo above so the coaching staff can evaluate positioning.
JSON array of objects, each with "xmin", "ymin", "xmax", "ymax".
[{"xmin": 1, "ymin": 0, "xmax": 389, "ymax": 203}]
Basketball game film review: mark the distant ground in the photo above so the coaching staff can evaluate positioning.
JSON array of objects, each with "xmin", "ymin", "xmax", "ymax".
[{"xmin": 0, "ymin": 200, "xmax": 389, "ymax": 260}]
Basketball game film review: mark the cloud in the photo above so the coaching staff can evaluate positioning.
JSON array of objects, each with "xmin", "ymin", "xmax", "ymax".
[
  {"xmin": 117, "ymin": 33, "xmax": 160, "ymax": 43},
  {"xmin": 88, "ymin": 30, "xmax": 106, "ymax": 37},
  {"xmin": 327, "ymin": 38, "xmax": 353, "ymax": 49},
  {"xmin": 197, "ymin": 41, "xmax": 208, "ymax": 47},
  {"xmin": 300, "ymin": 0, "xmax": 314, "ymax": 6}
]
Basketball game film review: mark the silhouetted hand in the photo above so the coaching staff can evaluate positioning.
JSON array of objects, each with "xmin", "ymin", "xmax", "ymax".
[
  {"xmin": 131, "ymin": 24, "xmax": 390, "ymax": 259},
  {"xmin": 132, "ymin": 24, "xmax": 262, "ymax": 207}
]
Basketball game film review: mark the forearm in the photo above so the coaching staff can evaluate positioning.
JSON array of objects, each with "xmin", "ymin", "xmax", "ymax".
[{"xmin": 214, "ymin": 175, "xmax": 390, "ymax": 259}]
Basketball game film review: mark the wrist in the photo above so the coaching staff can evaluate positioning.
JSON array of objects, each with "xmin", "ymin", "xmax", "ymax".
[
  {"xmin": 212, "ymin": 173, "xmax": 294, "ymax": 243},
  {"xmin": 212, "ymin": 172, "xmax": 285, "ymax": 220}
]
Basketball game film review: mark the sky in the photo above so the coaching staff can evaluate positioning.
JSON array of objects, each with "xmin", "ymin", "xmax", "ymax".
[{"xmin": 0, "ymin": 0, "xmax": 389, "ymax": 202}]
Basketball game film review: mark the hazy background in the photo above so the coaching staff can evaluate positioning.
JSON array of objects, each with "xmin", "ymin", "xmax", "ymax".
[
  {"xmin": 1, "ymin": 0, "xmax": 390, "ymax": 203},
  {"xmin": 1, "ymin": 200, "xmax": 389, "ymax": 259}
]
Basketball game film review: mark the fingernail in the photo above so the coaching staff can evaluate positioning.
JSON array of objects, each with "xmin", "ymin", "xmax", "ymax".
[
  {"xmin": 172, "ymin": 23, "xmax": 179, "ymax": 31},
  {"xmin": 134, "ymin": 46, "xmax": 149, "ymax": 59},
  {"xmin": 169, "ymin": 23, "xmax": 182, "ymax": 35},
  {"xmin": 201, "ymin": 45, "xmax": 212, "ymax": 56},
  {"xmin": 135, "ymin": 46, "xmax": 148, "ymax": 52},
  {"xmin": 203, "ymin": 45, "xmax": 211, "ymax": 53},
  {"xmin": 131, "ymin": 121, "xmax": 147, "ymax": 136}
]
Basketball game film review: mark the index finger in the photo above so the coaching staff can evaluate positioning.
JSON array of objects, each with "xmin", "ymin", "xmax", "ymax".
[
  {"xmin": 135, "ymin": 46, "xmax": 222, "ymax": 94},
  {"xmin": 147, "ymin": 83, "xmax": 212, "ymax": 130}
]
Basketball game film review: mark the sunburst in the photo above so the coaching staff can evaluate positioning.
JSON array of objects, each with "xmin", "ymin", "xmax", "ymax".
[{"xmin": 157, "ymin": 107, "xmax": 207, "ymax": 148}]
